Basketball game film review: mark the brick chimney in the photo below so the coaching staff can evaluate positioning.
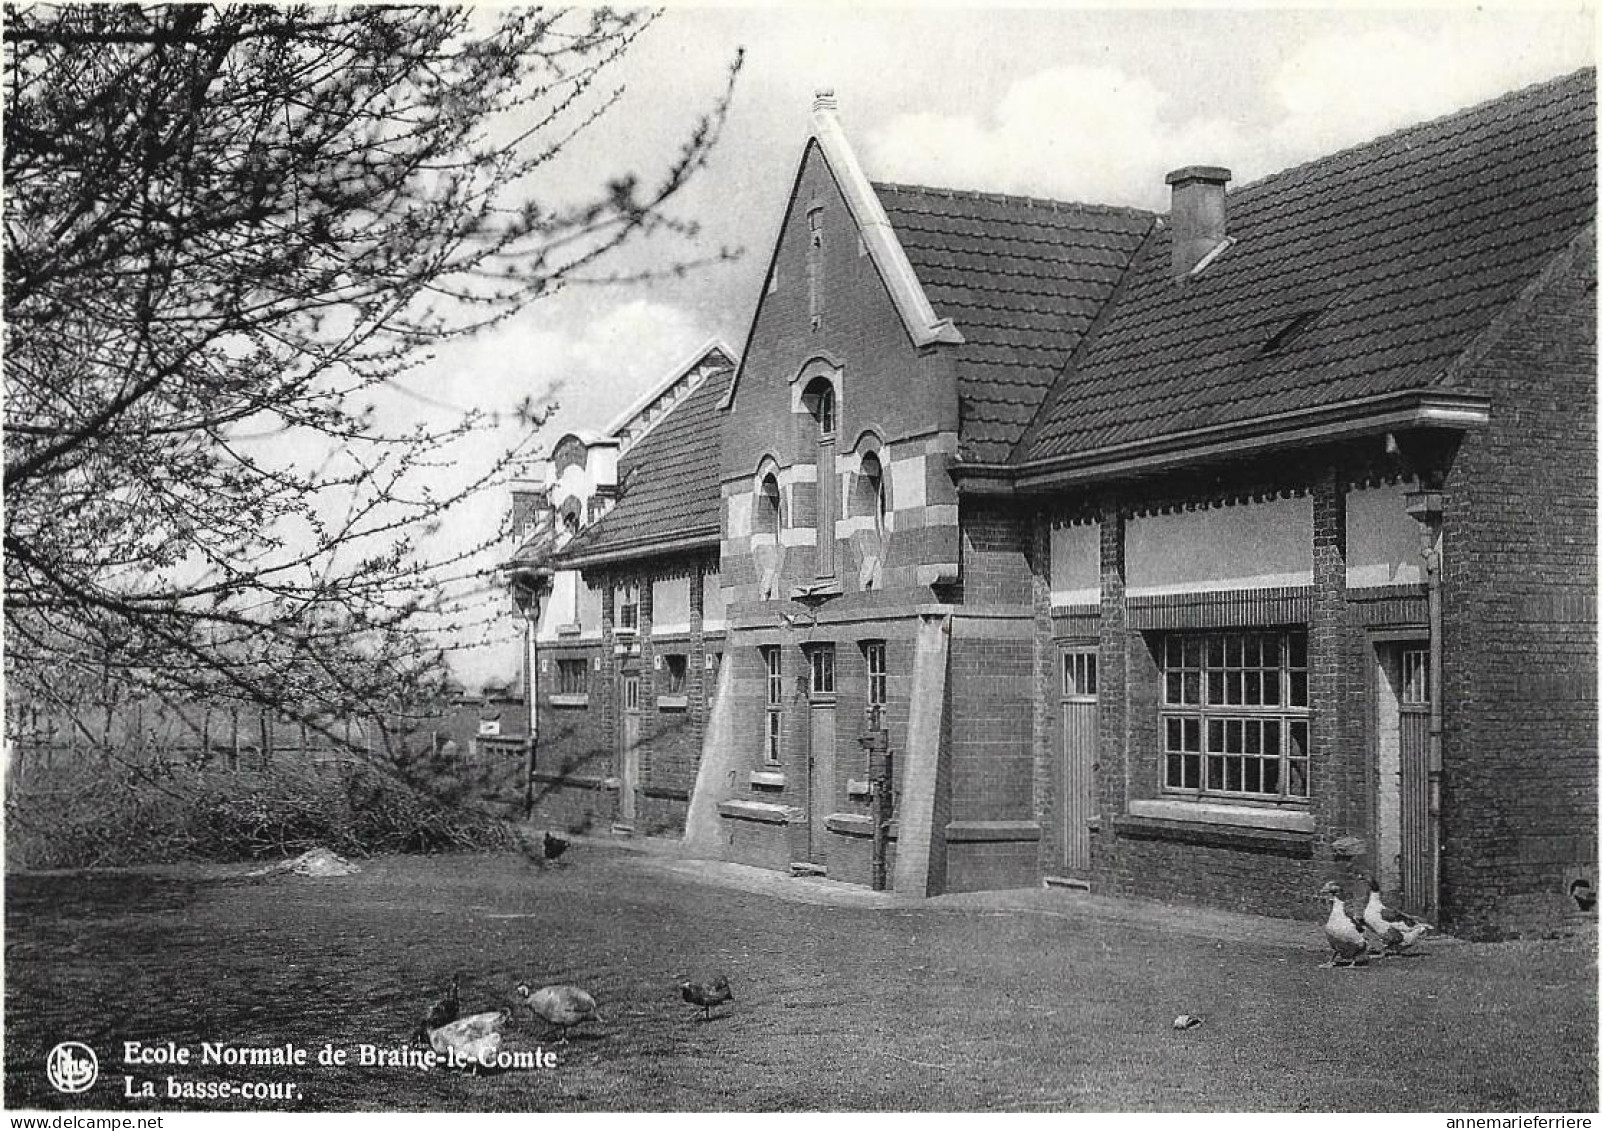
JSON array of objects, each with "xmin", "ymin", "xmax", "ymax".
[
  {"xmin": 1165, "ymin": 165, "xmax": 1231, "ymax": 279},
  {"xmin": 509, "ymin": 468, "xmax": 549, "ymax": 546}
]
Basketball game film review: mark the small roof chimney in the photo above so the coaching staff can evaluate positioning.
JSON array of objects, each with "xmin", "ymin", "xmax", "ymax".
[{"xmin": 1166, "ymin": 165, "xmax": 1232, "ymax": 280}]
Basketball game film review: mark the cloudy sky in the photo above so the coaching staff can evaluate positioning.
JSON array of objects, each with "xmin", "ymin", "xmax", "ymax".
[{"xmin": 429, "ymin": 2, "xmax": 1595, "ymax": 685}]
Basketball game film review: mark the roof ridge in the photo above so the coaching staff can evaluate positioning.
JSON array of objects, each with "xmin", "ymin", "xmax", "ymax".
[
  {"xmin": 873, "ymin": 180, "xmax": 1157, "ymax": 221},
  {"xmin": 1228, "ymin": 65, "xmax": 1595, "ymax": 203}
]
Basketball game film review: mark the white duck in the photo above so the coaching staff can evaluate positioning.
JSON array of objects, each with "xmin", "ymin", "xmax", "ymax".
[
  {"xmin": 1318, "ymin": 881, "xmax": 1370, "ymax": 968},
  {"xmin": 1361, "ymin": 875, "xmax": 1434, "ymax": 955},
  {"xmin": 517, "ymin": 982, "xmax": 602, "ymax": 1042},
  {"xmin": 424, "ymin": 1010, "xmax": 508, "ymax": 1074}
]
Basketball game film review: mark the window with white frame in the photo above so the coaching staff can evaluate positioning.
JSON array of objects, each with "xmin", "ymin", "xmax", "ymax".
[
  {"xmin": 863, "ymin": 641, "xmax": 886, "ymax": 713},
  {"xmin": 807, "ymin": 644, "xmax": 835, "ymax": 699},
  {"xmin": 762, "ymin": 646, "xmax": 783, "ymax": 765},
  {"xmin": 1159, "ymin": 629, "xmax": 1309, "ymax": 801}
]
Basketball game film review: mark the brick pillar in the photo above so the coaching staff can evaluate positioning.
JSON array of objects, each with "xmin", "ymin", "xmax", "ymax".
[
  {"xmin": 638, "ymin": 571, "xmax": 655, "ymax": 791},
  {"xmin": 1097, "ymin": 498, "xmax": 1127, "ymax": 860},
  {"xmin": 600, "ymin": 578, "xmax": 616, "ymax": 765},
  {"xmin": 1030, "ymin": 510, "xmax": 1058, "ymax": 873},
  {"xmin": 1102, "ymin": 496, "xmax": 1127, "ymax": 858},
  {"xmin": 1310, "ymin": 469, "xmax": 1349, "ymax": 854}
]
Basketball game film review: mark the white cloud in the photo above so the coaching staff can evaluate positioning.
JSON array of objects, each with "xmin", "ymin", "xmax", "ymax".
[
  {"xmin": 866, "ymin": 65, "xmax": 1252, "ymax": 210},
  {"xmin": 1266, "ymin": 28, "xmax": 1593, "ymax": 171}
]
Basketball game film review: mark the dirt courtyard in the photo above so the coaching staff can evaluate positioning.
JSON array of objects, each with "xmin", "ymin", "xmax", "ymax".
[{"xmin": 5, "ymin": 842, "xmax": 1596, "ymax": 1112}]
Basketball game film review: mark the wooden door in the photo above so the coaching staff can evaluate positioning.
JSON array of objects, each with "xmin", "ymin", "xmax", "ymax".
[
  {"xmin": 1059, "ymin": 646, "xmax": 1099, "ymax": 874},
  {"xmin": 620, "ymin": 674, "xmax": 640, "ymax": 827},
  {"xmin": 1397, "ymin": 646, "xmax": 1434, "ymax": 918},
  {"xmin": 1374, "ymin": 641, "xmax": 1434, "ymax": 918}
]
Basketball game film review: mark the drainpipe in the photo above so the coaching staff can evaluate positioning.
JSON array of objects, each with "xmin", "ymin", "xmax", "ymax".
[{"xmin": 1406, "ymin": 488, "xmax": 1445, "ymax": 915}]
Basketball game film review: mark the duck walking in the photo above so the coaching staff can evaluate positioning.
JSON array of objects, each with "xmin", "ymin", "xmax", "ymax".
[
  {"xmin": 517, "ymin": 982, "xmax": 602, "ymax": 1042},
  {"xmin": 1361, "ymin": 876, "xmax": 1434, "ymax": 956},
  {"xmin": 678, "ymin": 974, "xmax": 734, "ymax": 1021},
  {"xmin": 1319, "ymin": 881, "xmax": 1370, "ymax": 968}
]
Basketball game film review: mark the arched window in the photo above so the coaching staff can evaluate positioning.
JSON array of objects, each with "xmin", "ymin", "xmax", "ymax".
[
  {"xmin": 857, "ymin": 451, "xmax": 887, "ymax": 536},
  {"xmin": 802, "ymin": 377, "xmax": 835, "ymax": 438},
  {"xmin": 756, "ymin": 473, "xmax": 781, "ymax": 537},
  {"xmin": 801, "ymin": 377, "xmax": 836, "ymax": 578}
]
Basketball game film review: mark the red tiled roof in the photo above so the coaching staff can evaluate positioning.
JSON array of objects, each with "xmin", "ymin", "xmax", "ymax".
[
  {"xmin": 557, "ymin": 365, "xmax": 733, "ymax": 564},
  {"xmin": 1021, "ymin": 68, "xmax": 1597, "ymax": 465},
  {"xmin": 874, "ymin": 184, "xmax": 1155, "ymax": 463}
]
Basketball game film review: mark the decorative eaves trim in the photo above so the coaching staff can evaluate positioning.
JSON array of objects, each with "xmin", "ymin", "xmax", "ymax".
[
  {"xmin": 957, "ymin": 391, "xmax": 1492, "ymax": 496},
  {"xmin": 809, "ymin": 105, "xmax": 965, "ymax": 349},
  {"xmin": 557, "ymin": 527, "xmax": 720, "ymax": 570}
]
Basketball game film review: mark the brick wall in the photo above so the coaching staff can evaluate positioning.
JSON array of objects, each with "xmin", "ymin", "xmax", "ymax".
[{"xmin": 1439, "ymin": 230, "xmax": 1598, "ymax": 938}]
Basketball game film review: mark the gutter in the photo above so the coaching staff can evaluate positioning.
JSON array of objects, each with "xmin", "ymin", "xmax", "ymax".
[
  {"xmin": 558, "ymin": 527, "xmax": 720, "ymax": 570},
  {"xmin": 955, "ymin": 390, "xmax": 1492, "ymax": 495}
]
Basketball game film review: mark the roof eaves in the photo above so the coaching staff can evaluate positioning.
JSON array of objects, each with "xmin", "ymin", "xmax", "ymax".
[
  {"xmin": 557, "ymin": 527, "xmax": 721, "ymax": 570},
  {"xmin": 960, "ymin": 390, "xmax": 1493, "ymax": 495}
]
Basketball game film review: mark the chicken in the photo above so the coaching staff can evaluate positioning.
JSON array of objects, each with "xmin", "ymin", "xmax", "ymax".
[
  {"xmin": 1361, "ymin": 876, "xmax": 1434, "ymax": 955},
  {"xmin": 1319, "ymin": 881, "xmax": 1370, "ymax": 968},
  {"xmin": 415, "ymin": 973, "xmax": 459, "ymax": 1042},
  {"xmin": 516, "ymin": 982, "xmax": 601, "ymax": 1042},
  {"xmin": 678, "ymin": 974, "xmax": 733, "ymax": 1021},
  {"xmin": 543, "ymin": 832, "xmax": 570, "ymax": 863},
  {"xmin": 424, "ymin": 1010, "xmax": 508, "ymax": 1074}
]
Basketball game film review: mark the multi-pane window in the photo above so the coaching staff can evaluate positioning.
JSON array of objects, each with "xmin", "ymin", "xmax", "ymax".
[
  {"xmin": 1063, "ymin": 650, "xmax": 1097, "ymax": 698},
  {"xmin": 1160, "ymin": 630, "xmax": 1309, "ymax": 801},
  {"xmin": 663, "ymin": 654, "xmax": 687, "ymax": 695},
  {"xmin": 808, "ymin": 645, "xmax": 835, "ymax": 698},
  {"xmin": 618, "ymin": 582, "xmax": 640, "ymax": 632},
  {"xmin": 1401, "ymin": 648, "xmax": 1428, "ymax": 705},
  {"xmin": 556, "ymin": 658, "xmax": 588, "ymax": 696},
  {"xmin": 863, "ymin": 642, "xmax": 887, "ymax": 711},
  {"xmin": 762, "ymin": 646, "xmax": 783, "ymax": 765}
]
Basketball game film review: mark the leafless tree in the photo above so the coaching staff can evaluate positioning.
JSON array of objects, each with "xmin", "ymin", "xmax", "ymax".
[{"xmin": 3, "ymin": 4, "xmax": 740, "ymax": 730}]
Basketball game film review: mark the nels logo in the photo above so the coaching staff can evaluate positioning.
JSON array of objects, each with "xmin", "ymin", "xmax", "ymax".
[{"xmin": 46, "ymin": 1042, "xmax": 98, "ymax": 1094}]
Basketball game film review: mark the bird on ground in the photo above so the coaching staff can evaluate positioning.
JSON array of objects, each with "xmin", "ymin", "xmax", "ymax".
[
  {"xmin": 424, "ymin": 1010, "xmax": 509, "ymax": 1074},
  {"xmin": 1319, "ymin": 881, "xmax": 1370, "ymax": 968},
  {"xmin": 543, "ymin": 831, "xmax": 570, "ymax": 863},
  {"xmin": 678, "ymin": 974, "xmax": 734, "ymax": 1021},
  {"xmin": 413, "ymin": 973, "xmax": 460, "ymax": 1042},
  {"xmin": 516, "ymin": 982, "xmax": 601, "ymax": 1042},
  {"xmin": 1361, "ymin": 876, "xmax": 1434, "ymax": 956}
]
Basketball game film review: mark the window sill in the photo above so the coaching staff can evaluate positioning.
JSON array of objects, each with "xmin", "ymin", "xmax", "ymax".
[
  {"xmin": 1115, "ymin": 805, "xmax": 1313, "ymax": 857},
  {"xmin": 846, "ymin": 779, "xmax": 872, "ymax": 798},
  {"xmin": 549, "ymin": 694, "xmax": 589, "ymax": 709},
  {"xmin": 1128, "ymin": 798, "xmax": 1314, "ymax": 833},
  {"xmin": 656, "ymin": 695, "xmax": 688, "ymax": 711},
  {"xmin": 749, "ymin": 770, "xmax": 786, "ymax": 789},
  {"xmin": 718, "ymin": 799, "xmax": 801, "ymax": 825},
  {"xmin": 825, "ymin": 813, "xmax": 898, "ymax": 839}
]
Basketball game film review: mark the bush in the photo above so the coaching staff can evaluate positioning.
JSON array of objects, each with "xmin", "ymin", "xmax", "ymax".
[{"xmin": 4, "ymin": 753, "xmax": 516, "ymax": 870}]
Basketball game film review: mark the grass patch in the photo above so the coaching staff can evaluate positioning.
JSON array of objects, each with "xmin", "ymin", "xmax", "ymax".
[{"xmin": 5, "ymin": 847, "xmax": 1596, "ymax": 1111}]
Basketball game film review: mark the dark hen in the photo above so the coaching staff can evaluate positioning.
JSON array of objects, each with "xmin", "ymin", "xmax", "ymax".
[
  {"xmin": 543, "ymin": 831, "xmax": 570, "ymax": 863},
  {"xmin": 415, "ymin": 973, "xmax": 460, "ymax": 1041},
  {"xmin": 679, "ymin": 974, "xmax": 733, "ymax": 1021}
]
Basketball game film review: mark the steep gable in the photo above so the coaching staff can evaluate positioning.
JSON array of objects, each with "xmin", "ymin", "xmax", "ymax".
[{"xmin": 1021, "ymin": 68, "xmax": 1597, "ymax": 466}]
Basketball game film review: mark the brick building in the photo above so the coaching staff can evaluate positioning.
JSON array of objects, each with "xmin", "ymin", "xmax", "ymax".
[
  {"xmin": 506, "ymin": 342, "xmax": 735, "ymax": 836},
  {"xmin": 519, "ymin": 71, "xmax": 1596, "ymax": 937}
]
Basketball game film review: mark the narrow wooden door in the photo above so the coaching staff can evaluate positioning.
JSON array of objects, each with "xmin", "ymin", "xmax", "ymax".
[
  {"xmin": 1397, "ymin": 646, "xmax": 1434, "ymax": 918},
  {"xmin": 806, "ymin": 645, "xmax": 836, "ymax": 867},
  {"xmin": 620, "ymin": 674, "xmax": 640, "ymax": 827},
  {"xmin": 1059, "ymin": 646, "xmax": 1099, "ymax": 874}
]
